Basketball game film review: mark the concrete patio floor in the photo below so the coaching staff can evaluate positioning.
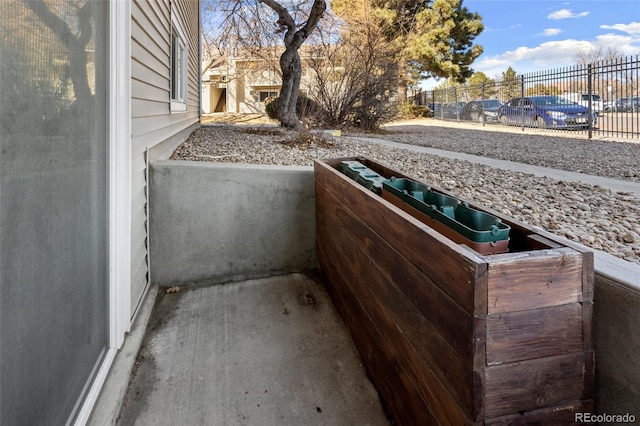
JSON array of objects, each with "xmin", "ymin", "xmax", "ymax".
[{"xmin": 115, "ymin": 273, "xmax": 390, "ymax": 426}]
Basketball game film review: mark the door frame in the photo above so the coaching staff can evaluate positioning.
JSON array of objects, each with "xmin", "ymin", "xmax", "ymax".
[{"xmin": 72, "ymin": 1, "xmax": 132, "ymax": 423}]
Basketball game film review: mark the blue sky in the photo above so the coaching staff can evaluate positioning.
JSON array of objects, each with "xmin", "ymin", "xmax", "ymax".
[{"xmin": 422, "ymin": 0, "xmax": 640, "ymax": 88}]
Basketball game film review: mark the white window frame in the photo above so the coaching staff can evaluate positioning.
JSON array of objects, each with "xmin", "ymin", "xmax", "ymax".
[
  {"xmin": 259, "ymin": 90, "xmax": 279, "ymax": 102},
  {"xmin": 170, "ymin": 7, "xmax": 188, "ymax": 112}
]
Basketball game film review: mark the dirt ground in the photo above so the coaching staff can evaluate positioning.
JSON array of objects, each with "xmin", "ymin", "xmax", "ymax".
[{"xmin": 201, "ymin": 113, "xmax": 278, "ymax": 126}]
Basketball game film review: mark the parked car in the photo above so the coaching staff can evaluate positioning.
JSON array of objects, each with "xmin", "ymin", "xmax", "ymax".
[
  {"xmin": 459, "ymin": 99, "xmax": 503, "ymax": 122},
  {"xmin": 427, "ymin": 102, "xmax": 443, "ymax": 118},
  {"xmin": 497, "ymin": 95, "xmax": 597, "ymax": 129},
  {"xmin": 441, "ymin": 102, "xmax": 467, "ymax": 120},
  {"xmin": 604, "ymin": 100, "xmax": 615, "ymax": 112},
  {"xmin": 614, "ymin": 97, "xmax": 640, "ymax": 112},
  {"xmin": 559, "ymin": 92, "xmax": 604, "ymax": 115}
]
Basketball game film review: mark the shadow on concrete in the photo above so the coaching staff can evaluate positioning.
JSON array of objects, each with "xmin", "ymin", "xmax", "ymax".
[{"xmin": 116, "ymin": 273, "xmax": 390, "ymax": 426}]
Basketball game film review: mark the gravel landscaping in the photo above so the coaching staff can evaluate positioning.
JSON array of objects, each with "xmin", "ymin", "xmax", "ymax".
[{"xmin": 170, "ymin": 120, "xmax": 640, "ymax": 266}]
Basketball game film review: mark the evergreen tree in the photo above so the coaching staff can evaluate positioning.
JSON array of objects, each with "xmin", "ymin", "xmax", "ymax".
[
  {"xmin": 500, "ymin": 66, "xmax": 520, "ymax": 100},
  {"xmin": 467, "ymin": 71, "xmax": 496, "ymax": 99},
  {"xmin": 333, "ymin": 0, "xmax": 483, "ymax": 101}
]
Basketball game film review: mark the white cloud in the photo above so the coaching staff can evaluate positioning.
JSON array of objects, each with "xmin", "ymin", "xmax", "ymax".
[
  {"xmin": 542, "ymin": 28, "xmax": 562, "ymax": 36},
  {"xmin": 485, "ymin": 23, "xmax": 522, "ymax": 33},
  {"xmin": 473, "ymin": 34, "xmax": 640, "ymax": 78},
  {"xmin": 548, "ymin": 9, "xmax": 590, "ymax": 20},
  {"xmin": 601, "ymin": 22, "xmax": 640, "ymax": 35},
  {"xmin": 480, "ymin": 40, "xmax": 590, "ymax": 68},
  {"xmin": 593, "ymin": 33, "xmax": 640, "ymax": 54}
]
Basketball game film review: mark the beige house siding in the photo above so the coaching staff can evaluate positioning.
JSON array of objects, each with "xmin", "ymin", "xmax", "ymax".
[
  {"xmin": 130, "ymin": 0, "xmax": 200, "ymax": 315},
  {"xmin": 202, "ymin": 54, "xmax": 318, "ymax": 114}
]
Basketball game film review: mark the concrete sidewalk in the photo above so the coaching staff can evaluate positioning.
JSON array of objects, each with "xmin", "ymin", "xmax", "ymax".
[
  {"xmin": 115, "ymin": 273, "xmax": 390, "ymax": 426},
  {"xmin": 354, "ymin": 137, "xmax": 639, "ymax": 197}
]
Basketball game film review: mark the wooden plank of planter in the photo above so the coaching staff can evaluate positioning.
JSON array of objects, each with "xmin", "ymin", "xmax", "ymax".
[
  {"xmin": 484, "ymin": 400, "xmax": 593, "ymax": 425},
  {"xmin": 485, "ymin": 303, "xmax": 584, "ymax": 365},
  {"xmin": 314, "ymin": 160, "xmax": 487, "ymax": 315},
  {"xmin": 490, "ymin": 212, "xmax": 594, "ymax": 304},
  {"xmin": 524, "ymin": 229, "xmax": 595, "ymax": 304},
  {"xmin": 583, "ymin": 342, "xmax": 595, "ymax": 402},
  {"xmin": 526, "ymin": 233, "xmax": 563, "ymax": 249},
  {"xmin": 485, "ymin": 248, "xmax": 583, "ymax": 314},
  {"xmin": 482, "ymin": 351, "xmax": 592, "ymax": 418},
  {"xmin": 316, "ymin": 184, "xmax": 474, "ymax": 362},
  {"xmin": 582, "ymin": 301, "xmax": 593, "ymax": 350},
  {"xmin": 581, "ymin": 252, "xmax": 595, "ymax": 303},
  {"xmin": 316, "ymin": 202, "xmax": 473, "ymax": 420},
  {"xmin": 316, "ymin": 242, "xmax": 444, "ymax": 425}
]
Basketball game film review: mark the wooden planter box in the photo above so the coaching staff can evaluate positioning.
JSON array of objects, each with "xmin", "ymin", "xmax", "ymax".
[{"xmin": 314, "ymin": 157, "xmax": 594, "ymax": 425}]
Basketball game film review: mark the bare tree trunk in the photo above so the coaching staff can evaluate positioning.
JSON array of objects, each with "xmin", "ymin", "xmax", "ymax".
[
  {"xmin": 259, "ymin": 0, "xmax": 326, "ymax": 129},
  {"xmin": 278, "ymin": 47, "xmax": 303, "ymax": 128}
]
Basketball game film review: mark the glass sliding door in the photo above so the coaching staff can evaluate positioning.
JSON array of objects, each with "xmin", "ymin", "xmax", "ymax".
[{"xmin": 0, "ymin": 0, "xmax": 109, "ymax": 424}]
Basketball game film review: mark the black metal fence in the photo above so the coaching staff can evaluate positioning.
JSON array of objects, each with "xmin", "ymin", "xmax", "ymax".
[{"xmin": 413, "ymin": 55, "xmax": 640, "ymax": 140}]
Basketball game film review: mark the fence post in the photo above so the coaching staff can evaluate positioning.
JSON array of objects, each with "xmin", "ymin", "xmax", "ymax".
[
  {"xmin": 481, "ymin": 83, "xmax": 486, "ymax": 126},
  {"xmin": 588, "ymin": 63, "xmax": 593, "ymax": 139},
  {"xmin": 454, "ymin": 87, "xmax": 459, "ymax": 122},
  {"xmin": 520, "ymin": 75, "xmax": 525, "ymax": 131}
]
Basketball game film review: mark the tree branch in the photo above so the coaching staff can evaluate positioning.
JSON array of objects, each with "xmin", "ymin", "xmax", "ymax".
[
  {"xmin": 22, "ymin": 0, "xmax": 92, "ymax": 105},
  {"xmin": 258, "ymin": 0, "xmax": 296, "ymax": 44},
  {"xmin": 291, "ymin": 0, "xmax": 326, "ymax": 49}
]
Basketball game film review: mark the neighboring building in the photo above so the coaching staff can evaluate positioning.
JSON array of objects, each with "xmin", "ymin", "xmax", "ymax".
[
  {"xmin": 202, "ymin": 56, "xmax": 230, "ymax": 113},
  {"xmin": 0, "ymin": 1, "xmax": 200, "ymax": 424},
  {"xmin": 202, "ymin": 48, "xmax": 316, "ymax": 114}
]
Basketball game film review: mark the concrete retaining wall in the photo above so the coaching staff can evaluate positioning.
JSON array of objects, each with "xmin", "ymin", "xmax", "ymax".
[
  {"xmin": 592, "ymin": 253, "xmax": 640, "ymax": 418},
  {"xmin": 148, "ymin": 160, "xmax": 640, "ymax": 418},
  {"xmin": 149, "ymin": 161, "xmax": 316, "ymax": 286}
]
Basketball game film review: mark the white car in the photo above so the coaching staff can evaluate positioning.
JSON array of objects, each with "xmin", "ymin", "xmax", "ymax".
[{"xmin": 559, "ymin": 92, "xmax": 604, "ymax": 114}]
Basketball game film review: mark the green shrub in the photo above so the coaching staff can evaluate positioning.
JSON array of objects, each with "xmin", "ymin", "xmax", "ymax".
[
  {"xmin": 264, "ymin": 96, "xmax": 279, "ymax": 120},
  {"xmin": 398, "ymin": 101, "xmax": 431, "ymax": 119},
  {"xmin": 264, "ymin": 94, "xmax": 328, "ymax": 125}
]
